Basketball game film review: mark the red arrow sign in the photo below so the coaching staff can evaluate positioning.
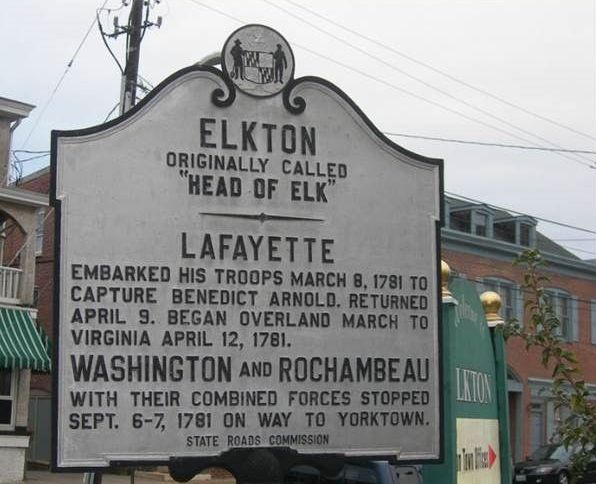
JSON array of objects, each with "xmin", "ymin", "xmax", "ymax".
[{"xmin": 488, "ymin": 445, "xmax": 497, "ymax": 468}]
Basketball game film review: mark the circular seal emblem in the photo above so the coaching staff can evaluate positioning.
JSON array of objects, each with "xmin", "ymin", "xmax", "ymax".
[{"xmin": 222, "ymin": 24, "xmax": 295, "ymax": 98}]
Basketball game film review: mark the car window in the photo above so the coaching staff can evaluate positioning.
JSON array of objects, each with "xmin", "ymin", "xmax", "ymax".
[
  {"xmin": 394, "ymin": 466, "xmax": 422, "ymax": 484},
  {"xmin": 530, "ymin": 444, "xmax": 565, "ymax": 461},
  {"xmin": 549, "ymin": 446, "xmax": 570, "ymax": 460},
  {"xmin": 286, "ymin": 465, "xmax": 323, "ymax": 484},
  {"xmin": 285, "ymin": 464, "xmax": 380, "ymax": 484},
  {"xmin": 343, "ymin": 464, "xmax": 380, "ymax": 484}
]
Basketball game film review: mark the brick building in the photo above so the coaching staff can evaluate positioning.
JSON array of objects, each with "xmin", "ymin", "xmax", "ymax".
[
  {"xmin": 443, "ymin": 195, "xmax": 596, "ymax": 461},
  {"xmin": 18, "ymin": 167, "xmax": 596, "ymax": 465},
  {"xmin": 13, "ymin": 166, "xmax": 52, "ymax": 465}
]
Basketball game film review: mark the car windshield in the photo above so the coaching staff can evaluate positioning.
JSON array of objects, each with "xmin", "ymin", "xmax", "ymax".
[
  {"xmin": 285, "ymin": 464, "xmax": 381, "ymax": 484},
  {"xmin": 529, "ymin": 444, "xmax": 569, "ymax": 461}
]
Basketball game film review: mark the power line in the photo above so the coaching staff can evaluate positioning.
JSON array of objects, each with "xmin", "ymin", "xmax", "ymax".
[
  {"xmin": 11, "ymin": 150, "xmax": 51, "ymax": 155},
  {"xmin": 383, "ymin": 132, "xmax": 596, "ymax": 155},
  {"xmin": 187, "ymin": 0, "xmax": 594, "ymax": 169},
  {"xmin": 7, "ymin": 208, "xmax": 54, "ymax": 268},
  {"xmin": 18, "ymin": 0, "xmax": 110, "ymax": 152},
  {"xmin": 138, "ymin": 74, "xmax": 154, "ymax": 90},
  {"xmin": 17, "ymin": 132, "xmax": 596, "ymax": 160},
  {"xmin": 17, "ymin": 130, "xmax": 596, "ymax": 160},
  {"xmin": 97, "ymin": 11, "xmax": 124, "ymax": 73},
  {"xmin": 560, "ymin": 246, "xmax": 596, "ymax": 256},
  {"xmin": 265, "ymin": 0, "xmax": 595, "ymax": 169},
  {"xmin": 553, "ymin": 238, "xmax": 596, "ymax": 242},
  {"xmin": 10, "ymin": 153, "xmax": 50, "ymax": 164},
  {"xmin": 283, "ymin": 0, "xmax": 596, "ymax": 144},
  {"xmin": 449, "ymin": 273, "xmax": 596, "ymax": 311},
  {"xmin": 103, "ymin": 102, "xmax": 121, "ymax": 122},
  {"xmin": 446, "ymin": 192, "xmax": 596, "ymax": 235}
]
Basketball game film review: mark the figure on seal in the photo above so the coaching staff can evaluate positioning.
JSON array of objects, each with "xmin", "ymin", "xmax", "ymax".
[
  {"xmin": 272, "ymin": 44, "xmax": 288, "ymax": 83},
  {"xmin": 230, "ymin": 39, "xmax": 244, "ymax": 80}
]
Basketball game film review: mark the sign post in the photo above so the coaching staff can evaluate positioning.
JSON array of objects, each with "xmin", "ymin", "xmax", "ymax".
[
  {"xmin": 51, "ymin": 25, "xmax": 443, "ymax": 478},
  {"xmin": 484, "ymin": 293, "xmax": 512, "ymax": 484}
]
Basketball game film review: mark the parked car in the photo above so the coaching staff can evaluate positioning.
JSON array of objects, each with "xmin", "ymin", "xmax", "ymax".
[
  {"xmin": 513, "ymin": 443, "xmax": 596, "ymax": 484},
  {"xmin": 285, "ymin": 461, "xmax": 421, "ymax": 484}
]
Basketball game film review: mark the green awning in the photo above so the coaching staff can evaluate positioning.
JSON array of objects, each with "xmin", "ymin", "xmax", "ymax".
[{"xmin": 0, "ymin": 308, "xmax": 51, "ymax": 371}]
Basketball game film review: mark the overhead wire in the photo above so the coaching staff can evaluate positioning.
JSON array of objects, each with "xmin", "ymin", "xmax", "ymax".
[
  {"xmin": 553, "ymin": 238, "xmax": 596, "ymax": 242},
  {"xmin": 16, "ymin": 132, "xmax": 596, "ymax": 158},
  {"xmin": 9, "ymin": 154, "xmax": 23, "ymax": 184},
  {"xmin": 283, "ymin": 0, "xmax": 596, "ymax": 144},
  {"xmin": 446, "ymin": 192, "xmax": 596, "ymax": 235},
  {"xmin": 559, "ymin": 246, "xmax": 596, "ymax": 256},
  {"xmin": 18, "ymin": 0, "xmax": 111, "ymax": 153},
  {"xmin": 10, "ymin": 153, "xmax": 50, "ymax": 164},
  {"xmin": 138, "ymin": 74, "xmax": 155, "ymax": 90},
  {"xmin": 97, "ymin": 10, "xmax": 124, "ymax": 73},
  {"xmin": 448, "ymin": 273, "xmax": 595, "ymax": 315},
  {"xmin": 7, "ymin": 208, "xmax": 54, "ymax": 268},
  {"xmin": 382, "ymin": 132, "xmax": 596, "ymax": 155},
  {"xmin": 186, "ymin": 0, "xmax": 594, "ymax": 169},
  {"xmin": 103, "ymin": 102, "xmax": 121, "ymax": 122},
  {"xmin": 11, "ymin": 150, "xmax": 51, "ymax": 155},
  {"xmin": 264, "ymin": 0, "xmax": 595, "ymax": 169}
]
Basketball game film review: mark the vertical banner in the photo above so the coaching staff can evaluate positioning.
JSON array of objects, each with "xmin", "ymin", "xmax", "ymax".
[{"xmin": 424, "ymin": 278, "xmax": 509, "ymax": 484}]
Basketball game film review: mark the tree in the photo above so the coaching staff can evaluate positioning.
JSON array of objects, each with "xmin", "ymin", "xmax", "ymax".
[{"xmin": 503, "ymin": 250, "xmax": 595, "ymax": 481}]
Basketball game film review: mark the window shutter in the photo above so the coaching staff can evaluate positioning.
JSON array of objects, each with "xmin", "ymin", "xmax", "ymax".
[
  {"xmin": 571, "ymin": 296, "xmax": 579, "ymax": 342},
  {"xmin": 515, "ymin": 284, "xmax": 524, "ymax": 327},
  {"xmin": 591, "ymin": 300, "xmax": 596, "ymax": 345}
]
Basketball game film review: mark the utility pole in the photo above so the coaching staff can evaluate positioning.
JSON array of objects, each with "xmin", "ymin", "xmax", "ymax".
[
  {"xmin": 120, "ymin": 0, "xmax": 144, "ymax": 114},
  {"xmin": 98, "ymin": 0, "xmax": 162, "ymax": 117}
]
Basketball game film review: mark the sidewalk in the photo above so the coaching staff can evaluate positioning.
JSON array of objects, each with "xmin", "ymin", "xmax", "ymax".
[
  {"xmin": 24, "ymin": 471, "xmax": 162, "ymax": 484},
  {"xmin": 22, "ymin": 470, "xmax": 234, "ymax": 484}
]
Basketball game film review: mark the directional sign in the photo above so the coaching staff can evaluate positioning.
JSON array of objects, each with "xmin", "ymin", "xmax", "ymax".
[
  {"xmin": 456, "ymin": 419, "xmax": 500, "ymax": 484},
  {"xmin": 51, "ymin": 24, "xmax": 443, "ymax": 469}
]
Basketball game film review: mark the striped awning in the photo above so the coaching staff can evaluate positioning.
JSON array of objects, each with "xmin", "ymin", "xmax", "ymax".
[{"xmin": 0, "ymin": 308, "xmax": 51, "ymax": 371}]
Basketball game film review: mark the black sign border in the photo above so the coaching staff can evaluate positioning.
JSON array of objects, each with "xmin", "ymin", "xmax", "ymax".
[{"xmin": 50, "ymin": 63, "xmax": 445, "ymax": 473}]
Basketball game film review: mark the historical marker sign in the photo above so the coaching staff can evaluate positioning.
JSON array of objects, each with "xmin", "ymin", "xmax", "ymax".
[{"xmin": 51, "ymin": 25, "xmax": 443, "ymax": 469}]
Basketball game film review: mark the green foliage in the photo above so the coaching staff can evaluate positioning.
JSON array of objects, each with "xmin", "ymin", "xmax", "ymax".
[{"xmin": 504, "ymin": 250, "xmax": 595, "ymax": 482}]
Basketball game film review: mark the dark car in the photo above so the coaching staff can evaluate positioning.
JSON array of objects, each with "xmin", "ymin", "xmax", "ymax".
[
  {"xmin": 513, "ymin": 444, "xmax": 596, "ymax": 484},
  {"xmin": 285, "ymin": 461, "xmax": 421, "ymax": 484}
]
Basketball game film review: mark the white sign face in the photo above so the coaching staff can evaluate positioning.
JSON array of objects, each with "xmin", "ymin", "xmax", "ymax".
[
  {"xmin": 52, "ymin": 28, "xmax": 442, "ymax": 469},
  {"xmin": 456, "ymin": 418, "xmax": 500, "ymax": 484}
]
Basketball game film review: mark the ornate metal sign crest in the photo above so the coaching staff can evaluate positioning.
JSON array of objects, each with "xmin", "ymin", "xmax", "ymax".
[{"xmin": 222, "ymin": 24, "xmax": 295, "ymax": 97}]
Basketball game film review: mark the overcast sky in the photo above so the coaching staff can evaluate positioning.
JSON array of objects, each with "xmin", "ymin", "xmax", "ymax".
[{"xmin": 2, "ymin": 0, "xmax": 595, "ymax": 258}]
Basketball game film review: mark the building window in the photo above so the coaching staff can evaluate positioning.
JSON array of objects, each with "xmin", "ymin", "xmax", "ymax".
[
  {"xmin": 494, "ymin": 221, "xmax": 516, "ymax": 244},
  {"xmin": 529, "ymin": 401, "xmax": 546, "ymax": 453},
  {"xmin": 450, "ymin": 210, "xmax": 471, "ymax": 233},
  {"xmin": 519, "ymin": 223, "xmax": 532, "ymax": 247},
  {"xmin": 482, "ymin": 278, "xmax": 517, "ymax": 322},
  {"xmin": 35, "ymin": 208, "xmax": 45, "ymax": 255},
  {"xmin": 0, "ymin": 367, "xmax": 17, "ymax": 430},
  {"xmin": 545, "ymin": 290, "xmax": 574, "ymax": 342},
  {"xmin": 590, "ymin": 299, "xmax": 596, "ymax": 345},
  {"xmin": 474, "ymin": 212, "xmax": 489, "ymax": 236}
]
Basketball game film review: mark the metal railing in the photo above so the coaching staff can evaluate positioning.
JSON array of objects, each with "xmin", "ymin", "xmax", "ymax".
[{"xmin": 0, "ymin": 266, "xmax": 21, "ymax": 303}]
